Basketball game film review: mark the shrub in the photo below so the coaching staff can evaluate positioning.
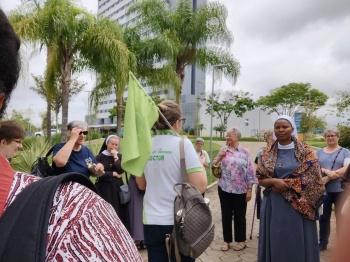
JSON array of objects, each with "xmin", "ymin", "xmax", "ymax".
[
  {"xmin": 50, "ymin": 133, "xmax": 62, "ymax": 145},
  {"xmin": 338, "ymin": 125, "xmax": 350, "ymax": 148},
  {"xmin": 12, "ymin": 137, "xmax": 52, "ymax": 173},
  {"xmin": 86, "ymin": 130, "xmax": 103, "ymax": 141}
]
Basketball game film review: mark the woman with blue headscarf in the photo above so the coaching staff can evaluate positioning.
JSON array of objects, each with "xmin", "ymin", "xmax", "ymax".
[{"xmin": 256, "ymin": 115, "xmax": 324, "ymax": 262}]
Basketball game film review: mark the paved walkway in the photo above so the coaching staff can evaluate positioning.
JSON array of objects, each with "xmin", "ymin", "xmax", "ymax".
[{"xmin": 140, "ymin": 142, "xmax": 335, "ymax": 261}]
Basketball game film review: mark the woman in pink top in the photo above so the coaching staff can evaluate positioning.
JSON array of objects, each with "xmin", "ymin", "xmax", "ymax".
[{"xmin": 213, "ymin": 128, "xmax": 257, "ymax": 252}]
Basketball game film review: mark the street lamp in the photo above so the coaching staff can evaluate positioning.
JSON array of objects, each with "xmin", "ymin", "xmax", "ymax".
[{"xmin": 209, "ymin": 64, "xmax": 226, "ymax": 166}]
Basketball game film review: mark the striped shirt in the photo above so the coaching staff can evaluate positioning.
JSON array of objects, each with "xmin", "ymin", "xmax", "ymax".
[{"xmin": 5, "ymin": 172, "xmax": 142, "ymax": 262}]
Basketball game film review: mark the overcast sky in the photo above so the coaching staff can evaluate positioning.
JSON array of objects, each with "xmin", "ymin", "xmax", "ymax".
[{"xmin": 1, "ymin": 0, "xmax": 349, "ymax": 127}]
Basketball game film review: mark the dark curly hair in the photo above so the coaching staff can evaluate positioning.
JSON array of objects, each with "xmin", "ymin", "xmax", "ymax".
[{"xmin": 0, "ymin": 9, "xmax": 21, "ymax": 117}]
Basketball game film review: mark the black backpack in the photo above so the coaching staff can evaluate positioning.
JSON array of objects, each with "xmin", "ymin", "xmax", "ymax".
[
  {"xmin": 31, "ymin": 145, "xmax": 55, "ymax": 177},
  {"xmin": 0, "ymin": 172, "xmax": 96, "ymax": 261}
]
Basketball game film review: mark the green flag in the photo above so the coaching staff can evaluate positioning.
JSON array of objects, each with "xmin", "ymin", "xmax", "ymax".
[{"xmin": 120, "ymin": 72, "xmax": 159, "ymax": 176}]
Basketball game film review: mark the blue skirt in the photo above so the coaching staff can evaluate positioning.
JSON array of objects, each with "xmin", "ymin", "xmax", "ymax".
[{"xmin": 258, "ymin": 190, "xmax": 320, "ymax": 262}]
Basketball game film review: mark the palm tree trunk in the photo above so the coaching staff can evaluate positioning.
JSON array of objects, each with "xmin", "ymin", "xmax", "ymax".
[
  {"xmin": 45, "ymin": 47, "xmax": 52, "ymax": 141},
  {"xmin": 55, "ymin": 109, "xmax": 59, "ymax": 131},
  {"xmin": 60, "ymin": 55, "xmax": 72, "ymax": 142},
  {"xmin": 176, "ymin": 66, "xmax": 185, "ymax": 104},
  {"xmin": 116, "ymin": 91, "xmax": 124, "ymax": 135},
  {"xmin": 46, "ymin": 102, "xmax": 51, "ymax": 140}
]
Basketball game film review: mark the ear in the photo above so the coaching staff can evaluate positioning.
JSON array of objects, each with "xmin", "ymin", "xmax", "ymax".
[
  {"xmin": 0, "ymin": 94, "xmax": 5, "ymax": 110},
  {"xmin": 0, "ymin": 139, "xmax": 6, "ymax": 146}
]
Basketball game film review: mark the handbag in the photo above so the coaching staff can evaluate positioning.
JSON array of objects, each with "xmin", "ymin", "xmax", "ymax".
[
  {"xmin": 119, "ymin": 173, "xmax": 130, "ymax": 205},
  {"xmin": 211, "ymin": 164, "xmax": 222, "ymax": 178},
  {"xmin": 31, "ymin": 145, "xmax": 55, "ymax": 177}
]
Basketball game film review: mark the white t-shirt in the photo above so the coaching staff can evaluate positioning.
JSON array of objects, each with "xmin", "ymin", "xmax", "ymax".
[
  {"xmin": 197, "ymin": 150, "xmax": 210, "ymax": 167},
  {"xmin": 143, "ymin": 134, "xmax": 203, "ymax": 225}
]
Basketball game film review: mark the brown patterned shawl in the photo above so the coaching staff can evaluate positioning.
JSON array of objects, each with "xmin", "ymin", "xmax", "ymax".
[{"xmin": 256, "ymin": 137, "xmax": 325, "ymax": 220}]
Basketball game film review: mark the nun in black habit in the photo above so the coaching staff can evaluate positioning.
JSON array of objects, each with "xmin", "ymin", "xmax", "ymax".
[{"xmin": 95, "ymin": 135, "xmax": 129, "ymax": 230}]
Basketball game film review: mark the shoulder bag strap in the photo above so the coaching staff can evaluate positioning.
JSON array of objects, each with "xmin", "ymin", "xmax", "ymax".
[
  {"xmin": 0, "ymin": 172, "xmax": 96, "ymax": 262},
  {"xmin": 331, "ymin": 147, "xmax": 343, "ymax": 170},
  {"xmin": 125, "ymin": 172, "xmax": 129, "ymax": 184},
  {"xmin": 45, "ymin": 144, "xmax": 56, "ymax": 157},
  {"xmin": 179, "ymin": 137, "xmax": 187, "ymax": 182}
]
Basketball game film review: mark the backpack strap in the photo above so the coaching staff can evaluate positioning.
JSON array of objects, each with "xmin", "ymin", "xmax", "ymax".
[
  {"xmin": 45, "ymin": 144, "xmax": 56, "ymax": 157},
  {"xmin": 179, "ymin": 137, "xmax": 187, "ymax": 183},
  {"xmin": 0, "ymin": 172, "xmax": 96, "ymax": 262}
]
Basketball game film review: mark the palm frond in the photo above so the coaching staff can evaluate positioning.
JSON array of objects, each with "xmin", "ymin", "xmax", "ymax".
[
  {"xmin": 11, "ymin": 137, "xmax": 52, "ymax": 173},
  {"xmin": 196, "ymin": 47, "xmax": 240, "ymax": 83}
]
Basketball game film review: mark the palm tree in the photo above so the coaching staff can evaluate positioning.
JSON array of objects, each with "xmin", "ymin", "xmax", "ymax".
[
  {"xmin": 10, "ymin": 0, "xmax": 134, "ymax": 139},
  {"xmin": 127, "ymin": 0, "xmax": 240, "ymax": 102},
  {"xmin": 31, "ymin": 75, "xmax": 55, "ymax": 140}
]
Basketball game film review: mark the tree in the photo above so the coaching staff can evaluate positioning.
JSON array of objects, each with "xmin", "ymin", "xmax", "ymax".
[
  {"xmin": 31, "ymin": 75, "xmax": 84, "ymax": 138},
  {"xmin": 214, "ymin": 124, "xmax": 226, "ymax": 138},
  {"xmin": 127, "ymin": 0, "xmax": 240, "ymax": 102},
  {"xmin": 335, "ymin": 91, "xmax": 350, "ymax": 116},
  {"xmin": 205, "ymin": 90, "xmax": 255, "ymax": 135},
  {"xmin": 338, "ymin": 125, "xmax": 350, "ymax": 148},
  {"xmin": 51, "ymin": 78, "xmax": 85, "ymax": 131},
  {"xmin": 257, "ymin": 83, "xmax": 328, "ymax": 116},
  {"xmin": 31, "ymin": 75, "xmax": 55, "ymax": 139},
  {"xmin": 6, "ymin": 110, "xmax": 38, "ymax": 135},
  {"xmin": 11, "ymin": 0, "xmax": 134, "ymax": 139},
  {"xmin": 300, "ymin": 113, "xmax": 326, "ymax": 138}
]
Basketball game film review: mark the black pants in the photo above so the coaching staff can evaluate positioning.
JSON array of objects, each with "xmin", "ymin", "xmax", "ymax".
[
  {"xmin": 144, "ymin": 224, "xmax": 195, "ymax": 262},
  {"xmin": 218, "ymin": 186, "xmax": 247, "ymax": 243},
  {"xmin": 319, "ymin": 192, "xmax": 342, "ymax": 248}
]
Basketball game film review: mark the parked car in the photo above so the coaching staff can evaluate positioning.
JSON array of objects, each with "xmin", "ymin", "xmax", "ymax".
[{"xmin": 34, "ymin": 128, "xmax": 59, "ymax": 137}]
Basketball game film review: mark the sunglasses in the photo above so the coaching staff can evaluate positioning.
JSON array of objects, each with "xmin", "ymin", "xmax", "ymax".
[{"xmin": 79, "ymin": 131, "xmax": 89, "ymax": 135}]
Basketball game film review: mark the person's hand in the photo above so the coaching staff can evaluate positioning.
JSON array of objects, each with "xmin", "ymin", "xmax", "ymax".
[
  {"xmin": 94, "ymin": 163, "xmax": 105, "ymax": 177},
  {"xmin": 110, "ymin": 149, "xmax": 119, "ymax": 159},
  {"xmin": 272, "ymin": 179, "xmax": 289, "ymax": 193},
  {"xmin": 69, "ymin": 127, "xmax": 82, "ymax": 142},
  {"xmin": 112, "ymin": 171, "xmax": 122, "ymax": 178},
  {"xmin": 327, "ymin": 170, "xmax": 339, "ymax": 180},
  {"xmin": 322, "ymin": 176, "xmax": 331, "ymax": 184},
  {"xmin": 246, "ymin": 190, "xmax": 252, "ymax": 202}
]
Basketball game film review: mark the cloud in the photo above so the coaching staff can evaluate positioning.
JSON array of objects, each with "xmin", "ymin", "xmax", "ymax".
[
  {"xmin": 3, "ymin": 0, "xmax": 350, "ymax": 129},
  {"xmin": 228, "ymin": 0, "xmax": 350, "ymax": 41}
]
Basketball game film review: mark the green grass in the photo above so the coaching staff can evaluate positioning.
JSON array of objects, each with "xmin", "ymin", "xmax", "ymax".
[{"xmin": 305, "ymin": 140, "xmax": 326, "ymax": 148}]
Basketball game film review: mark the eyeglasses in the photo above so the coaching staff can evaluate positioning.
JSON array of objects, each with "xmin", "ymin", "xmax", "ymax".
[{"xmin": 79, "ymin": 131, "xmax": 88, "ymax": 135}]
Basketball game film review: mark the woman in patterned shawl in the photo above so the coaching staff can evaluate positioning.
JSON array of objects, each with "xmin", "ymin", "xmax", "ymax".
[{"xmin": 257, "ymin": 115, "xmax": 324, "ymax": 262}]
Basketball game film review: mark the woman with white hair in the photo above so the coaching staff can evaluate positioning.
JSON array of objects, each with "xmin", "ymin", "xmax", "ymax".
[
  {"xmin": 318, "ymin": 128, "xmax": 350, "ymax": 251},
  {"xmin": 95, "ymin": 135, "xmax": 129, "ymax": 229},
  {"xmin": 213, "ymin": 128, "xmax": 257, "ymax": 251},
  {"xmin": 257, "ymin": 115, "xmax": 324, "ymax": 262}
]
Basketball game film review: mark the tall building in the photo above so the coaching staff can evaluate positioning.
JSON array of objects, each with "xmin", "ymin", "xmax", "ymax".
[{"xmin": 94, "ymin": 0, "xmax": 207, "ymax": 131}]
